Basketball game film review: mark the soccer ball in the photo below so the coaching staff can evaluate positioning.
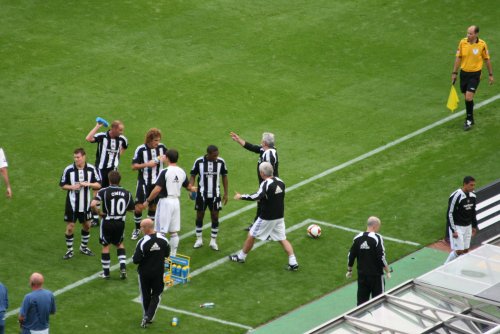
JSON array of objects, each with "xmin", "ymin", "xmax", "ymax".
[{"xmin": 307, "ymin": 224, "xmax": 321, "ymax": 238}]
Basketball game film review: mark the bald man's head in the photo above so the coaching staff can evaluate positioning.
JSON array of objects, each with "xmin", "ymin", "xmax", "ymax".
[
  {"xmin": 467, "ymin": 25, "xmax": 479, "ymax": 43},
  {"xmin": 30, "ymin": 272, "xmax": 44, "ymax": 289},
  {"xmin": 140, "ymin": 218, "xmax": 155, "ymax": 234}
]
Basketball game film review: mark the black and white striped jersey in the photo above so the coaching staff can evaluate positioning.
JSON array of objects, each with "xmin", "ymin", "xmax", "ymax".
[
  {"xmin": 240, "ymin": 177, "xmax": 285, "ymax": 220},
  {"xmin": 348, "ymin": 232, "xmax": 388, "ymax": 276},
  {"xmin": 92, "ymin": 131, "xmax": 128, "ymax": 169},
  {"xmin": 60, "ymin": 163, "xmax": 101, "ymax": 213},
  {"xmin": 190, "ymin": 156, "xmax": 228, "ymax": 199},
  {"xmin": 154, "ymin": 166, "xmax": 189, "ymax": 198},
  {"xmin": 447, "ymin": 188, "xmax": 477, "ymax": 231},
  {"xmin": 243, "ymin": 142, "xmax": 279, "ymax": 184},
  {"xmin": 132, "ymin": 143, "xmax": 168, "ymax": 185},
  {"xmin": 95, "ymin": 185, "xmax": 135, "ymax": 222}
]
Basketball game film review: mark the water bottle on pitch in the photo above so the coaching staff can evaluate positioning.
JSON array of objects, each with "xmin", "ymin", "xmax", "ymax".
[{"xmin": 200, "ymin": 302, "xmax": 215, "ymax": 308}]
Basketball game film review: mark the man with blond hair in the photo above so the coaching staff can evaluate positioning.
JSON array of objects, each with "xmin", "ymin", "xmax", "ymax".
[{"xmin": 86, "ymin": 119, "xmax": 128, "ymax": 226}]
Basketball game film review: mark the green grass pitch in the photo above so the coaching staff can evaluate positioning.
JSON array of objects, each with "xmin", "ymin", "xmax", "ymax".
[{"xmin": 0, "ymin": 1, "xmax": 499, "ymax": 333}]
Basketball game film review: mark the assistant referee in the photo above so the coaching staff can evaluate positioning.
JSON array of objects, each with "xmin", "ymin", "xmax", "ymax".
[
  {"xmin": 346, "ymin": 216, "xmax": 391, "ymax": 306},
  {"xmin": 451, "ymin": 25, "xmax": 494, "ymax": 131}
]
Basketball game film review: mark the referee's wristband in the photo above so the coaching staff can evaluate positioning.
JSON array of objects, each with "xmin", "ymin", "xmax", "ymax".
[
  {"xmin": 452, "ymin": 72, "xmax": 458, "ymax": 75},
  {"xmin": 489, "ymin": 73, "xmax": 493, "ymax": 76},
  {"xmin": 347, "ymin": 269, "xmax": 352, "ymax": 272}
]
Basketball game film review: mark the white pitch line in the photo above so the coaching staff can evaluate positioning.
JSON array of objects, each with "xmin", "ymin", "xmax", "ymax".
[
  {"xmin": 5, "ymin": 95, "xmax": 497, "ymax": 319},
  {"xmin": 307, "ymin": 219, "xmax": 420, "ymax": 246},
  {"xmin": 131, "ymin": 297, "xmax": 253, "ymax": 330}
]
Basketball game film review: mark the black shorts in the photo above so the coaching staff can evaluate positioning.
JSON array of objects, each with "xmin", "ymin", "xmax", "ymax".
[
  {"xmin": 460, "ymin": 70, "xmax": 481, "ymax": 94},
  {"xmin": 99, "ymin": 219, "xmax": 125, "ymax": 246},
  {"xmin": 135, "ymin": 181, "xmax": 158, "ymax": 205},
  {"xmin": 99, "ymin": 168, "xmax": 116, "ymax": 188},
  {"xmin": 195, "ymin": 196, "xmax": 222, "ymax": 212},
  {"xmin": 64, "ymin": 209, "xmax": 92, "ymax": 223}
]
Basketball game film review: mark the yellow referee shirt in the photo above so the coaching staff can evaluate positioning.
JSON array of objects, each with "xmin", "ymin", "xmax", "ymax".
[{"xmin": 456, "ymin": 38, "xmax": 490, "ymax": 72}]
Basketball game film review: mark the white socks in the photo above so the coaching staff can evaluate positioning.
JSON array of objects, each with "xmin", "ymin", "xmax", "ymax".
[
  {"xmin": 170, "ymin": 233, "xmax": 179, "ymax": 257},
  {"xmin": 238, "ymin": 250, "xmax": 247, "ymax": 260},
  {"xmin": 289, "ymin": 255, "xmax": 298, "ymax": 266}
]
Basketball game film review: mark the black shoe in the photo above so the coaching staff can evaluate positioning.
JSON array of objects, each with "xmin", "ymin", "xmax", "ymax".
[
  {"xmin": 286, "ymin": 264, "xmax": 299, "ymax": 271},
  {"xmin": 463, "ymin": 120, "xmax": 473, "ymax": 131},
  {"xmin": 228, "ymin": 254, "xmax": 245, "ymax": 263},
  {"xmin": 79, "ymin": 246, "xmax": 95, "ymax": 256},
  {"xmin": 120, "ymin": 269, "xmax": 127, "ymax": 280},
  {"xmin": 62, "ymin": 250, "xmax": 74, "ymax": 260},
  {"xmin": 140, "ymin": 316, "xmax": 149, "ymax": 328},
  {"xmin": 243, "ymin": 224, "xmax": 253, "ymax": 231},
  {"xmin": 91, "ymin": 218, "xmax": 100, "ymax": 227}
]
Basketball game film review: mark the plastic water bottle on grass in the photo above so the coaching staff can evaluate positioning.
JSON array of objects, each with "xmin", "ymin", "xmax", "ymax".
[{"xmin": 200, "ymin": 302, "xmax": 215, "ymax": 308}]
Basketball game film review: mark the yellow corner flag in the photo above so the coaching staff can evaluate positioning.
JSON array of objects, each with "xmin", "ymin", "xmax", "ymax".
[{"xmin": 447, "ymin": 85, "xmax": 459, "ymax": 112}]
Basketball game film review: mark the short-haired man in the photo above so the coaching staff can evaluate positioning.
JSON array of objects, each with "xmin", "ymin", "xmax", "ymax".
[
  {"xmin": 229, "ymin": 162, "xmax": 298, "ymax": 270},
  {"xmin": 346, "ymin": 216, "xmax": 391, "ymax": 306},
  {"xmin": 91, "ymin": 171, "xmax": 135, "ymax": 279},
  {"xmin": 445, "ymin": 176, "xmax": 477, "ymax": 264},
  {"xmin": 451, "ymin": 25, "xmax": 494, "ymax": 131},
  {"xmin": 230, "ymin": 131, "xmax": 279, "ymax": 230},
  {"xmin": 144, "ymin": 149, "xmax": 196, "ymax": 257},
  {"xmin": 60, "ymin": 148, "xmax": 101, "ymax": 260},
  {"xmin": 190, "ymin": 145, "xmax": 228, "ymax": 251},
  {"xmin": 18, "ymin": 273, "xmax": 56, "ymax": 334},
  {"xmin": 131, "ymin": 128, "xmax": 168, "ymax": 240},
  {"xmin": 86, "ymin": 120, "xmax": 128, "ymax": 226},
  {"xmin": 0, "ymin": 148, "xmax": 12, "ymax": 198},
  {"xmin": 133, "ymin": 218, "xmax": 170, "ymax": 328}
]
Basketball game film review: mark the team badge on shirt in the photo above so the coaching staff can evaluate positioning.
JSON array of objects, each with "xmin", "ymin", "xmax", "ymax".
[{"xmin": 473, "ymin": 48, "xmax": 479, "ymax": 55}]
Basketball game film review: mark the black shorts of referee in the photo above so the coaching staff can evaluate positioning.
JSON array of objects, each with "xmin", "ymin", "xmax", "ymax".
[{"xmin": 460, "ymin": 70, "xmax": 481, "ymax": 94}]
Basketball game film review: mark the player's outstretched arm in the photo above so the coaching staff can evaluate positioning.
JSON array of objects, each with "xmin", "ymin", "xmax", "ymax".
[
  {"xmin": 85, "ymin": 123, "xmax": 103, "ymax": 143},
  {"xmin": 230, "ymin": 131, "xmax": 245, "ymax": 146}
]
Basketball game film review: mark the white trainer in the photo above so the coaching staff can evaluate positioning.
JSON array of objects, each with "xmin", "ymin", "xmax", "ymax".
[
  {"xmin": 209, "ymin": 240, "xmax": 219, "ymax": 251},
  {"xmin": 193, "ymin": 239, "xmax": 203, "ymax": 249}
]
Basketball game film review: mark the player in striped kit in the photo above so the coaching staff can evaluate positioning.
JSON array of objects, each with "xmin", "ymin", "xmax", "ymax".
[
  {"xmin": 131, "ymin": 128, "xmax": 168, "ymax": 240},
  {"xmin": 189, "ymin": 145, "xmax": 228, "ymax": 251},
  {"xmin": 91, "ymin": 171, "xmax": 135, "ymax": 279},
  {"xmin": 85, "ymin": 120, "xmax": 128, "ymax": 226},
  {"xmin": 59, "ymin": 148, "xmax": 101, "ymax": 260}
]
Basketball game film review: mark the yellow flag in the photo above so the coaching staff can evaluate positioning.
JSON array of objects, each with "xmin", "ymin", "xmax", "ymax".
[{"xmin": 447, "ymin": 85, "xmax": 459, "ymax": 112}]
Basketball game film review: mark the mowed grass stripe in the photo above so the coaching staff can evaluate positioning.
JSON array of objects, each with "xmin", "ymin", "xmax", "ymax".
[{"xmin": 4, "ymin": 95, "xmax": 497, "ymax": 320}]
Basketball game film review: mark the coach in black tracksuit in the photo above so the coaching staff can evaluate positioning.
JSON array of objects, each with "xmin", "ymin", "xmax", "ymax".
[
  {"xmin": 133, "ymin": 218, "xmax": 170, "ymax": 328},
  {"xmin": 347, "ymin": 216, "xmax": 391, "ymax": 306}
]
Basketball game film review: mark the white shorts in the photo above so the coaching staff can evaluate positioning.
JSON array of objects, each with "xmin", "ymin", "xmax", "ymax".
[
  {"xmin": 250, "ymin": 217, "xmax": 286, "ymax": 241},
  {"xmin": 30, "ymin": 329, "xmax": 49, "ymax": 334},
  {"xmin": 155, "ymin": 198, "xmax": 180, "ymax": 234},
  {"xmin": 449, "ymin": 225, "xmax": 472, "ymax": 251}
]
